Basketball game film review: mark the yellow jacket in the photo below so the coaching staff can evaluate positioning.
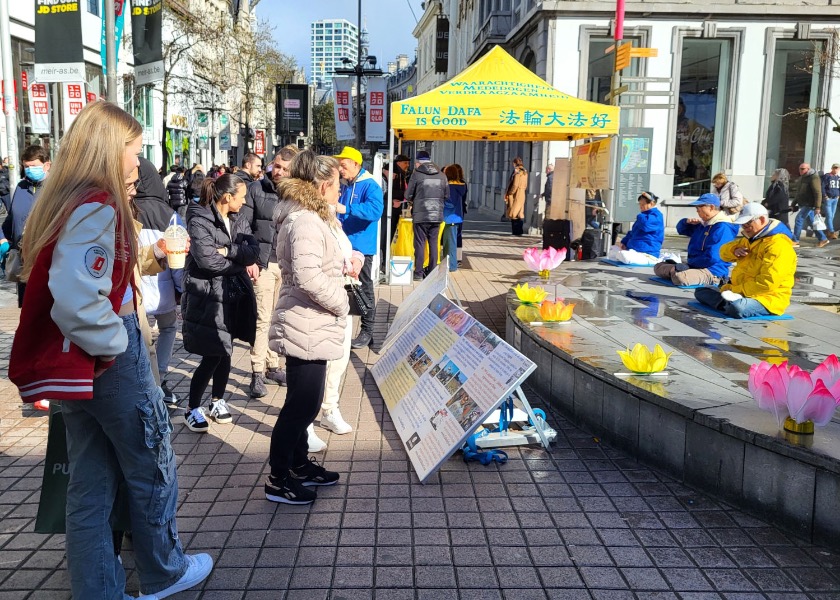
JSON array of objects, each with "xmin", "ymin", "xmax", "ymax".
[{"xmin": 719, "ymin": 219, "xmax": 796, "ymax": 315}]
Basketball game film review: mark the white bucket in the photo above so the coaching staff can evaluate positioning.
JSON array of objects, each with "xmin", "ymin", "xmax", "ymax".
[{"xmin": 390, "ymin": 256, "xmax": 413, "ymax": 285}]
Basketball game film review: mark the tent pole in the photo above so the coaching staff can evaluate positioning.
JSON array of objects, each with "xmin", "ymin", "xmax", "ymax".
[{"xmin": 385, "ymin": 128, "xmax": 395, "ymax": 284}]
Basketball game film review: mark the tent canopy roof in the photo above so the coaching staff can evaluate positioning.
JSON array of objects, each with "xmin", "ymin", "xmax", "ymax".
[{"xmin": 391, "ymin": 46, "xmax": 619, "ymax": 142}]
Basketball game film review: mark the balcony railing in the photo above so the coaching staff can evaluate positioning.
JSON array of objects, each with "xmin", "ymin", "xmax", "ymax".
[{"xmin": 473, "ymin": 11, "xmax": 513, "ymax": 49}]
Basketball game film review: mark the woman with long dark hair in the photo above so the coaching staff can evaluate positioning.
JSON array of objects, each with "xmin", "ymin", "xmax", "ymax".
[
  {"xmin": 442, "ymin": 163, "xmax": 467, "ymax": 271},
  {"xmin": 763, "ymin": 168, "xmax": 791, "ymax": 229},
  {"xmin": 181, "ymin": 174, "xmax": 259, "ymax": 433}
]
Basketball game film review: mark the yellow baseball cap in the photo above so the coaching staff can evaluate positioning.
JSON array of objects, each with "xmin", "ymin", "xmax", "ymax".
[{"xmin": 334, "ymin": 146, "xmax": 362, "ymax": 165}]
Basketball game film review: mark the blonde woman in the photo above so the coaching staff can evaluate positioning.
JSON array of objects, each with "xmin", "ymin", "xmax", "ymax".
[
  {"xmin": 8, "ymin": 102, "xmax": 211, "ymax": 599},
  {"xmin": 505, "ymin": 156, "xmax": 527, "ymax": 235},
  {"xmin": 266, "ymin": 150, "xmax": 350, "ymax": 504},
  {"xmin": 712, "ymin": 172, "xmax": 745, "ymax": 216}
]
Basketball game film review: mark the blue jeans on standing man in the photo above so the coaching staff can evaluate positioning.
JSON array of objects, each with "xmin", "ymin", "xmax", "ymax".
[
  {"xmin": 824, "ymin": 197, "xmax": 838, "ymax": 234},
  {"xmin": 441, "ymin": 222, "xmax": 459, "ymax": 272},
  {"xmin": 694, "ymin": 287, "xmax": 772, "ymax": 319},
  {"xmin": 61, "ymin": 313, "xmax": 187, "ymax": 599},
  {"xmin": 793, "ymin": 206, "xmax": 828, "ymax": 242}
]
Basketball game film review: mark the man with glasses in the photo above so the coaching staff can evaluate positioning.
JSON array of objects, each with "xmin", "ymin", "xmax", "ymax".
[
  {"xmin": 241, "ymin": 145, "xmax": 299, "ymax": 397},
  {"xmin": 695, "ymin": 203, "xmax": 796, "ymax": 318},
  {"xmin": 791, "ymin": 162, "xmax": 827, "ymax": 248}
]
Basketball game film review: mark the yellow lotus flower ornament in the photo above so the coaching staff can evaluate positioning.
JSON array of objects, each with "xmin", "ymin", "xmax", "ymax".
[
  {"xmin": 617, "ymin": 343, "xmax": 672, "ymax": 375},
  {"xmin": 513, "ymin": 283, "xmax": 548, "ymax": 305},
  {"xmin": 515, "ymin": 304, "xmax": 542, "ymax": 323},
  {"xmin": 539, "ymin": 299, "xmax": 575, "ymax": 322}
]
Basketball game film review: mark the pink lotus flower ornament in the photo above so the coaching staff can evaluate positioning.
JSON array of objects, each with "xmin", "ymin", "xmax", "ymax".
[
  {"xmin": 523, "ymin": 247, "xmax": 566, "ymax": 277},
  {"xmin": 748, "ymin": 357, "xmax": 840, "ymax": 431}
]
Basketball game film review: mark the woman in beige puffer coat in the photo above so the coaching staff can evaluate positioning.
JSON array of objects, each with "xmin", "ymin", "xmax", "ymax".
[{"xmin": 265, "ymin": 151, "xmax": 349, "ymax": 505}]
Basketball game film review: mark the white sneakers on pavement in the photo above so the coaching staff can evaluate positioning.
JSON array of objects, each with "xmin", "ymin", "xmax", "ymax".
[
  {"xmin": 320, "ymin": 409, "xmax": 352, "ymax": 434},
  {"xmin": 307, "ymin": 424, "xmax": 327, "ymax": 452},
  {"xmin": 139, "ymin": 553, "xmax": 213, "ymax": 598}
]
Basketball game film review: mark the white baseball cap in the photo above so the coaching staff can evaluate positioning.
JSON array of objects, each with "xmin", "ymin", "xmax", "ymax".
[{"xmin": 733, "ymin": 202, "xmax": 769, "ymax": 225}]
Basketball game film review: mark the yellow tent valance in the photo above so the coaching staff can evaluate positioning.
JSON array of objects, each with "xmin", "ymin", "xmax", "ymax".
[{"xmin": 391, "ymin": 46, "xmax": 620, "ymax": 142}]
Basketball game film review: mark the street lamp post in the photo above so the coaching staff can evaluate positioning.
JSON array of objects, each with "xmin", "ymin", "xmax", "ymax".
[{"xmin": 334, "ymin": 0, "xmax": 382, "ymax": 148}]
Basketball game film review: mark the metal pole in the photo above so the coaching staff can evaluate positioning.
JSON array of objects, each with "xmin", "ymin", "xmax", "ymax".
[
  {"xmin": 385, "ymin": 128, "xmax": 395, "ymax": 283},
  {"xmin": 105, "ymin": 0, "xmax": 117, "ymax": 102},
  {"xmin": 51, "ymin": 84, "xmax": 60, "ymax": 152},
  {"xmin": 355, "ymin": 0, "xmax": 362, "ymax": 148},
  {"xmin": 0, "ymin": 0, "xmax": 20, "ymax": 190}
]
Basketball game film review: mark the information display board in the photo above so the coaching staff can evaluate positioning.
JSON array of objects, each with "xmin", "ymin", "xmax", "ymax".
[
  {"xmin": 381, "ymin": 264, "xmax": 449, "ymax": 351},
  {"xmin": 372, "ymin": 294, "xmax": 536, "ymax": 483},
  {"xmin": 613, "ymin": 128, "xmax": 653, "ymax": 223}
]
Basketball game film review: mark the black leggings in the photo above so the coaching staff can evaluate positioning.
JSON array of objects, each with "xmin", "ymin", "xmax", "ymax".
[
  {"xmin": 189, "ymin": 355, "xmax": 231, "ymax": 409},
  {"xmin": 269, "ymin": 356, "xmax": 327, "ymax": 475}
]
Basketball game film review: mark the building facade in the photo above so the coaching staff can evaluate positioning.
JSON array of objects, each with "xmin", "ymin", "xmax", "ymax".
[
  {"xmin": 310, "ymin": 19, "xmax": 359, "ymax": 90},
  {"xmin": 412, "ymin": 0, "xmax": 840, "ymax": 229}
]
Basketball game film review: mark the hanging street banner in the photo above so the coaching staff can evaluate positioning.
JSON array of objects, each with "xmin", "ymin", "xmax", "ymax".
[
  {"xmin": 196, "ymin": 111, "xmax": 209, "ymax": 150},
  {"xmin": 435, "ymin": 16, "xmax": 449, "ymax": 74},
  {"xmin": 62, "ymin": 82, "xmax": 87, "ymax": 130},
  {"xmin": 219, "ymin": 114, "xmax": 231, "ymax": 151},
  {"xmin": 365, "ymin": 77, "xmax": 387, "ymax": 143},
  {"xmin": 371, "ymin": 294, "xmax": 535, "ymax": 483},
  {"xmin": 34, "ymin": 0, "xmax": 85, "ymax": 82},
  {"xmin": 101, "ymin": 0, "xmax": 127, "ymax": 76},
  {"xmin": 28, "ymin": 83, "xmax": 51, "ymax": 134},
  {"xmin": 276, "ymin": 84, "xmax": 309, "ymax": 137},
  {"xmin": 131, "ymin": 0, "xmax": 164, "ymax": 86},
  {"xmin": 333, "ymin": 76, "xmax": 355, "ymax": 141},
  {"xmin": 254, "ymin": 129, "xmax": 266, "ymax": 155}
]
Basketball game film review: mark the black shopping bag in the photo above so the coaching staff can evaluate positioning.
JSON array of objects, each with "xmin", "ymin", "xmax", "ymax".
[{"xmin": 34, "ymin": 403, "xmax": 131, "ymax": 534}]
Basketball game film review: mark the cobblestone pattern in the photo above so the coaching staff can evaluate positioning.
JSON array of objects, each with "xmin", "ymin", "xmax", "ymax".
[{"xmin": 1, "ymin": 215, "xmax": 839, "ymax": 599}]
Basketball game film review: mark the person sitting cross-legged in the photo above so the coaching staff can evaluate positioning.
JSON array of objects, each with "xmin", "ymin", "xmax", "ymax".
[
  {"xmin": 694, "ymin": 203, "xmax": 797, "ymax": 318},
  {"xmin": 653, "ymin": 193, "xmax": 738, "ymax": 286}
]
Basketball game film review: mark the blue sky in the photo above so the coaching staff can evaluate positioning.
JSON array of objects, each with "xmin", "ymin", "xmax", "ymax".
[{"xmin": 258, "ymin": 0, "xmax": 420, "ymax": 79}]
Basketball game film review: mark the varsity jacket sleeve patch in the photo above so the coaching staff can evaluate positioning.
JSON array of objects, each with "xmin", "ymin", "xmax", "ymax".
[{"xmin": 48, "ymin": 203, "xmax": 128, "ymax": 358}]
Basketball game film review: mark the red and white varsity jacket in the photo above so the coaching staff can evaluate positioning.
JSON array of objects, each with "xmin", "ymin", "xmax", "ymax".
[{"xmin": 9, "ymin": 193, "xmax": 132, "ymax": 402}]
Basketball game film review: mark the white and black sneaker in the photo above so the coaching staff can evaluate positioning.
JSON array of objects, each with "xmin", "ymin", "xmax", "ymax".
[
  {"xmin": 265, "ymin": 474, "xmax": 316, "ymax": 505},
  {"xmin": 184, "ymin": 407, "xmax": 209, "ymax": 433},
  {"xmin": 209, "ymin": 399, "xmax": 232, "ymax": 424},
  {"xmin": 161, "ymin": 382, "xmax": 179, "ymax": 409},
  {"xmin": 290, "ymin": 457, "xmax": 340, "ymax": 487}
]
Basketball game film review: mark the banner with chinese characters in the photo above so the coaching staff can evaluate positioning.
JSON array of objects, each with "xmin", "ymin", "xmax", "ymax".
[
  {"xmin": 391, "ymin": 45, "xmax": 619, "ymax": 141},
  {"xmin": 34, "ymin": 0, "xmax": 85, "ymax": 82},
  {"xmin": 365, "ymin": 77, "xmax": 387, "ymax": 143},
  {"xmin": 131, "ymin": 0, "xmax": 164, "ymax": 85},
  {"xmin": 29, "ymin": 83, "xmax": 51, "ymax": 134},
  {"xmin": 62, "ymin": 83, "xmax": 86, "ymax": 130},
  {"xmin": 333, "ymin": 77, "xmax": 355, "ymax": 141}
]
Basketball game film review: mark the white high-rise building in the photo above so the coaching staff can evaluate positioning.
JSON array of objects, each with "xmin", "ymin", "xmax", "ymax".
[{"xmin": 310, "ymin": 19, "xmax": 359, "ymax": 90}]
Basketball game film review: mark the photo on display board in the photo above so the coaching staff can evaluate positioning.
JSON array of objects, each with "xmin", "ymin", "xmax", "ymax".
[
  {"xmin": 407, "ymin": 345, "xmax": 433, "ymax": 377},
  {"xmin": 406, "ymin": 432, "xmax": 421, "ymax": 450},
  {"xmin": 446, "ymin": 388, "xmax": 482, "ymax": 431},
  {"xmin": 429, "ymin": 409, "xmax": 448, "ymax": 431}
]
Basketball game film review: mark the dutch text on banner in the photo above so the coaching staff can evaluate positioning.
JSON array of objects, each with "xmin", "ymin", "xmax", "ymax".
[
  {"xmin": 101, "ymin": 0, "xmax": 127, "ymax": 76},
  {"xmin": 34, "ymin": 0, "xmax": 85, "ymax": 83},
  {"xmin": 365, "ymin": 77, "xmax": 387, "ymax": 143},
  {"xmin": 62, "ymin": 83, "xmax": 87, "ymax": 130},
  {"xmin": 131, "ymin": 0, "xmax": 164, "ymax": 85},
  {"xmin": 28, "ymin": 83, "xmax": 51, "ymax": 134},
  {"xmin": 333, "ymin": 77, "xmax": 355, "ymax": 141}
]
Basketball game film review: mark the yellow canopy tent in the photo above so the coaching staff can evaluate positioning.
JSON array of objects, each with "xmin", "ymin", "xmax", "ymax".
[{"xmin": 391, "ymin": 45, "xmax": 619, "ymax": 141}]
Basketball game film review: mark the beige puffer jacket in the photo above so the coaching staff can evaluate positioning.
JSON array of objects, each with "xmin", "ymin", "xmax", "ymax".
[{"xmin": 268, "ymin": 178, "xmax": 349, "ymax": 361}]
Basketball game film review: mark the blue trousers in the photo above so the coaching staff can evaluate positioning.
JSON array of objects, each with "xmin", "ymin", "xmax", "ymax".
[
  {"xmin": 441, "ymin": 223, "xmax": 459, "ymax": 272},
  {"xmin": 694, "ymin": 287, "xmax": 771, "ymax": 318},
  {"xmin": 793, "ymin": 206, "xmax": 827, "ymax": 241},
  {"xmin": 62, "ymin": 313, "xmax": 187, "ymax": 599},
  {"xmin": 824, "ymin": 198, "xmax": 838, "ymax": 233}
]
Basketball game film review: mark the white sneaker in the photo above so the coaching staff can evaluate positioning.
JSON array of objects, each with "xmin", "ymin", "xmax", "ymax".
[
  {"xmin": 320, "ymin": 409, "xmax": 352, "ymax": 434},
  {"xmin": 721, "ymin": 290, "xmax": 743, "ymax": 302},
  {"xmin": 209, "ymin": 399, "xmax": 232, "ymax": 424},
  {"xmin": 140, "ymin": 553, "xmax": 213, "ymax": 598},
  {"xmin": 307, "ymin": 424, "xmax": 327, "ymax": 452},
  {"xmin": 184, "ymin": 407, "xmax": 209, "ymax": 433}
]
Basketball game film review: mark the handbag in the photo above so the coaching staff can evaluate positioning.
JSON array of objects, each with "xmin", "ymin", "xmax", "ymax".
[
  {"xmin": 5, "ymin": 246, "xmax": 22, "ymax": 282},
  {"xmin": 813, "ymin": 214, "xmax": 827, "ymax": 231},
  {"xmin": 346, "ymin": 281, "xmax": 368, "ymax": 316}
]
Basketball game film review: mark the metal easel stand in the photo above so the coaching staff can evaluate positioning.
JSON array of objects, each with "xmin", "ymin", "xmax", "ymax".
[{"xmin": 475, "ymin": 386, "xmax": 556, "ymax": 450}]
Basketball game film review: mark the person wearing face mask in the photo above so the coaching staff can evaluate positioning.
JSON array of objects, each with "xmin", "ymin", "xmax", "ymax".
[{"xmin": 0, "ymin": 145, "xmax": 51, "ymax": 306}]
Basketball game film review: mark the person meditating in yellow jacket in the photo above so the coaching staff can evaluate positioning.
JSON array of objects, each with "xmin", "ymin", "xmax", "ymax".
[{"xmin": 694, "ymin": 202, "xmax": 797, "ymax": 318}]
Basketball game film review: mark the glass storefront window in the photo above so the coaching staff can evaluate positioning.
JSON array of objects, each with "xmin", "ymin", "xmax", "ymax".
[
  {"xmin": 764, "ymin": 40, "xmax": 824, "ymax": 191},
  {"xmin": 673, "ymin": 38, "xmax": 731, "ymax": 196}
]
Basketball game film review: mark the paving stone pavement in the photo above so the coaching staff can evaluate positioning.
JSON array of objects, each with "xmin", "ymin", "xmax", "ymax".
[{"xmin": 1, "ymin": 213, "xmax": 840, "ymax": 600}]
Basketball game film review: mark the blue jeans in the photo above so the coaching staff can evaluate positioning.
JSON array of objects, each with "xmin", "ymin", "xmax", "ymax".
[
  {"xmin": 824, "ymin": 198, "xmax": 838, "ymax": 233},
  {"xmin": 149, "ymin": 310, "xmax": 177, "ymax": 379},
  {"xmin": 793, "ymin": 206, "xmax": 827, "ymax": 241},
  {"xmin": 694, "ymin": 287, "xmax": 771, "ymax": 318},
  {"xmin": 62, "ymin": 313, "xmax": 187, "ymax": 599},
  {"xmin": 441, "ymin": 223, "xmax": 459, "ymax": 272}
]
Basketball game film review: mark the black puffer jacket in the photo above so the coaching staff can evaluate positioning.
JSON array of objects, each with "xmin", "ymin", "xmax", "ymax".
[
  {"xmin": 167, "ymin": 173, "xmax": 188, "ymax": 208},
  {"xmin": 406, "ymin": 162, "xmax": 448, "ymax": 223},
  {"xmin": 181, "ymin": 202, "xmax": 259, "ymax": 357},
  {"xmin": 241, "ymin": 178, "xmax": 279, "ymax": 268}
]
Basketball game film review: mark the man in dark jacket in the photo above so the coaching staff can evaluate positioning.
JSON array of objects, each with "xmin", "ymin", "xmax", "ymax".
[
  {"xmin": 405, "ymin": 150, "xmax": 448, "ymax": 281},
  {"xmin": 240, "ymin": 145, "xmax": 297, "ymax": 397},
  {"xmin": 235, "ymin": 152, "xmax": 262, "ymax": 184},
  {"xmin": 792, "ymin": 162, "xmax": 827, "ymax": 247},
  {"xmin": 167, "ymin": 167, "xmax": 189, "ymax": 219},
  {"xmin": 822, "ymin": 163, "xmax": 840, "ymax": 239}
]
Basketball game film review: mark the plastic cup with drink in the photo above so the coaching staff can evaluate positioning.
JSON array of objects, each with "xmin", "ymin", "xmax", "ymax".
[{"xmin": 163, "ymin": 225, "xmax": 189, "ymax": 269}]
